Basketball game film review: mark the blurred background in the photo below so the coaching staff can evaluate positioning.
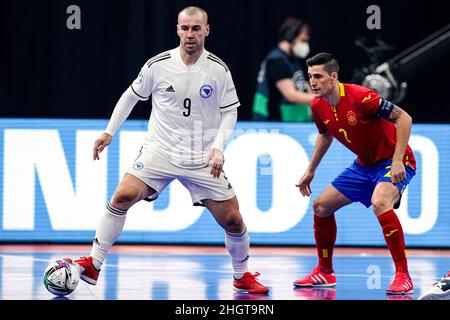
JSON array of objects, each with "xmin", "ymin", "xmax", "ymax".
[{"xmin": 1, "ymin": 0, "xmax": 449, "ymax": 121}]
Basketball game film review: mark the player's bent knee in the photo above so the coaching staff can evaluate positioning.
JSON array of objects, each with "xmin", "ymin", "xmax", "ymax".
[
  {"xmin": 111, "ymin": 186, "xmax": 143, "ymax": 208},
  {"xmin": 371, "ymin": 198, "xmax": 390, "ymax": 215},
  {"xmin": 223, "ymin": 213, "xmax": 245, "ymax": 233},
  {"xmin": 313, "ymin": 198, "xmax": 332, "ymax": 217}
]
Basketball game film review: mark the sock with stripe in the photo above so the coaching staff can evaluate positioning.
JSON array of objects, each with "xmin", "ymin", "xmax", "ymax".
[
  {"xmin": 89, "ymin": 203, "xmax": 127, "ymax": 269},
  {"xmin": 314, "ymin": 214, "xmax": 337, "ymax": 274},
  {"xmin": 377, "ymin": 209, "xmax": 409, "ymax": 275},
  {"xmin": 225, "ymin": 227, "xmax": 250, "ymax": 280}
]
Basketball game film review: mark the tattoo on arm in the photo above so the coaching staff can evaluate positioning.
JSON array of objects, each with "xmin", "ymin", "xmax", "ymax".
[{"xmin": 388, "ymin": 105, "xmax": 403, "ymax": 122}]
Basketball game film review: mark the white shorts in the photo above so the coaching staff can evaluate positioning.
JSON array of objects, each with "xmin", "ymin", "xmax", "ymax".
[{"xmin": 126, "ymin": 146, "xmax": 236, "ymax": 206}]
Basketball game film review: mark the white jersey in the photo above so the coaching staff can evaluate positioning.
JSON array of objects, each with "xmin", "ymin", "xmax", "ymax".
[{"xmin": 130, "ymin": 47, "xmax": 240, "ymax": 169}]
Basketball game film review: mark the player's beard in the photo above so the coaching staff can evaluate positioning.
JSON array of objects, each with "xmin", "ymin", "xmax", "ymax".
[{"xmin": 184, "ymin": 40, "xmax": 203, "ymax": 55}]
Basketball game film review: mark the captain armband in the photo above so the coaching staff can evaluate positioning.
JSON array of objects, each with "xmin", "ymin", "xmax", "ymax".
[{"xmin": 376, "ymin": 98, "xmax": 395, "ymax": 121}]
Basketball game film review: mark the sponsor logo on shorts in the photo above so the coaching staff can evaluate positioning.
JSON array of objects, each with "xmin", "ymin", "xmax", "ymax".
[
  {"xmin": 133, "ymin": 162, "xmax": 144, "ymax": 170},
  {"xmin": 199, "ymin": 85, "xmax": 213, "ymax": 98}
]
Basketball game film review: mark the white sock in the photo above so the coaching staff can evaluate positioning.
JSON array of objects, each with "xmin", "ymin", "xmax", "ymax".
[
  {"xmin": 225, "ymin": 227, "xmax": 250, "ymax": 279},
  {"xmin": 89, "ymin": 203, "xmax": 127, "ymax": 268}
]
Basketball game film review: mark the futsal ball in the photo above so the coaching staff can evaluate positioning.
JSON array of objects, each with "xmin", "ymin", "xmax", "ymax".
[{"xmin": 43, "ymin": 259, "xmax": 80, "ymax": 296}]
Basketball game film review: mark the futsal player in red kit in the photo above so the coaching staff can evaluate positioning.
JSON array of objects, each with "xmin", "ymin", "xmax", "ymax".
[{"xmin": 294, "ymin": 53, "xmax": 416, "ymax": 295}]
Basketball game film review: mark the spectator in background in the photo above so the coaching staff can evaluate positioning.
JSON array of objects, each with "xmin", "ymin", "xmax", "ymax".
[{"xmin": 252, "ymin": 17, "xmax": 315, "ymax": 122}]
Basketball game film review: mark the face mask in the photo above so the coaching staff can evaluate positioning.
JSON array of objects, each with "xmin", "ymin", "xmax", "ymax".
[{"xmin": 292, "ymin": 41, "xmax": 310, "ymax": 58}]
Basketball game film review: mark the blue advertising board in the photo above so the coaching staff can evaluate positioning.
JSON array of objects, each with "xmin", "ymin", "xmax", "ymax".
[{"xmin": 0, "ymin": 119, "xmax": 448, "ymax": 247}]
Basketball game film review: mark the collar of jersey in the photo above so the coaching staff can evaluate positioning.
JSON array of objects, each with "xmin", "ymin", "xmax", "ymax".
[
  {"xmin": 338, "ymin": 82, "xmax": 345, "ymax": 97},
  {"xmin": 176, "ymin": 46, "xmax": 208, "ymax": 70},
  {"xmin": 326, "ymin": 82, "xmax": 345, "ymax": 111}
]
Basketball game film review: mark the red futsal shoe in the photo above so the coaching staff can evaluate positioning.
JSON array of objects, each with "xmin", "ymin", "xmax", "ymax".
[
  {"xmin": 233, "ymin": 272, "xmax": 269, "ymax": 294},
  {"xmin": 293, "ymin": 265, "xmax": 336, "ymax": 287},
  {"xmin": 72, "ymin": 256, "xmax": 100, "ymax": 285},
  {"xmin": 386, "ymin": 271, "xmax": 414, "ymax": 295}
]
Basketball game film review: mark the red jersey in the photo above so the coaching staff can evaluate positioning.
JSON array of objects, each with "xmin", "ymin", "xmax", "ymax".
[{"xmin": 311, "ymin": 83, "xmax": 416, "ymax": 168}]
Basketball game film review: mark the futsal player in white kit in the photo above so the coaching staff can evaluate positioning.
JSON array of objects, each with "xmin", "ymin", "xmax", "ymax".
[{"xmin": 68, "ymin": 6, "xmax": 269, "ymax": 294}]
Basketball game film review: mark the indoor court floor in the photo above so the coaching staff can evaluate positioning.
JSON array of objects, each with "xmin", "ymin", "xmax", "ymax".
[{"xmin": 0, "ymin": 244, "xmax": 449, "ymax": 300}]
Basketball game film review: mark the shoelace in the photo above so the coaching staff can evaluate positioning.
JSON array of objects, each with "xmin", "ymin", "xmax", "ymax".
[
  {"xmin": 392, "ymin": 272, "xmax": 410, "ymax": 286},
  {"xmin": 242, "ymin": 272, "xmax": 262, "ymax": 284},
  {"xmin": 246, "ymin": 272, "xmax": 260, "ymax": 279},
  {"xmin": 312, "ymin": 266, "xmax": 323, "ymax": 275},
  {"xmin": 246, "ymin": 272, "xmax": 264, "ymax": 288}
]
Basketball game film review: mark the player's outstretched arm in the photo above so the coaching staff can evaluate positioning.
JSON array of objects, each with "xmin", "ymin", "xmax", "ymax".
[
  {"xmin": 296, "ymin": 132, "xmax": 333, "ymax": 196},
  {"xmin": 93, "ymin": 87, "xmax": 140, "ymax": 160},
  {"xmin": 389, "ymin": 105, "xmax": 413, "ymax": 184}
]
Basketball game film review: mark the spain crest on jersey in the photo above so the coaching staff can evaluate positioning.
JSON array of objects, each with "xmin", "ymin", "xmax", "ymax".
[{"xmin": 347, "ymin": 110, "xmax": 357, "ymax": 126}]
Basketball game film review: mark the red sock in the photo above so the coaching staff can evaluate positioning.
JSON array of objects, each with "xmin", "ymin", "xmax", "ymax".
[
  {"xmin": 314, "ymin": 215, "xmax": 337, "ymax": 274},
  {"xmin": 377, "ymin": 209, "xmax": 409, "ymax": 274}
]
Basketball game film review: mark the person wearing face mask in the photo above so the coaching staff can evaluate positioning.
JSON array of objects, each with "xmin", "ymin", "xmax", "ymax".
[{"xmin": 252, "ymin": 17, "xmax": 315, "ymax": 122}]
